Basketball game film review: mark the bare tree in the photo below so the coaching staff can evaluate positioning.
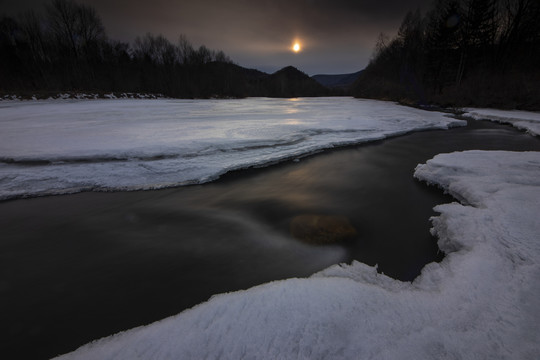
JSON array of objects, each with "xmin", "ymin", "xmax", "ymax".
[
  {"xmin": 195, "ymin": 45, "xmax": 213, "ymax": 64},
  {"xmin": 499, "ymin": 0, "xmax": 540, "ymax": 60},
  {"xmin": 373, "ymin": 32, "xmax": 390, "ymax": 60},
  {"xmin": 177, "ymin": 34, "xmax": 194, "ymax": 64},
  {"xmin": 19, "ymin": 10, "xmax": 48, "ymax": 63},
  {"xmin": 133, "ymin": 33, "xmax": 178, "ymax": 65},
  {"xmin": 46, "ymin": 0, "xmax": 79, "ymax": 58},
  {"xmin": 76, "ymin": 3, "xmax": 105, "ymax": 59},
  {"xmin": 214, "ymin": 50, "xmax": 232, "ymax": 63},
  {"xmin": 46, "ymin": 0, "xmax": 105, "ymax": 60}
]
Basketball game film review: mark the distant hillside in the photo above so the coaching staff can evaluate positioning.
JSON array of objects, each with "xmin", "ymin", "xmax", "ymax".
[
  {"xmin": 0, "ymin": 0, "xmax": 328, "ymax": 100},
  {"xmin": 197, "ymin": 64, "xmax": 329, "ymax": 98},
  {"xmin": 263, "ymin": 66, "xmax": 330, "ymax": 97},
  {"xmin": 312, "ymin": 71, "xmax": 363, "ymax": 88}
]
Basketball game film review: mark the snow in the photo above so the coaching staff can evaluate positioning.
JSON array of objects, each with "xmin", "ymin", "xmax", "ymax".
[
  {"xmin": 0, "ymin": 97, "xmax": 463, "ymax": 200},
  {"xmin": 463, "ymin": 107, "xmax": 540, "ymax": 136},
  {"xmin": 54, "ymin": 150, "xmax": 540, "ymax": 360},
  {"xmin": 0, "ymin": 92, "xmax": 163, "ymax": 100}
]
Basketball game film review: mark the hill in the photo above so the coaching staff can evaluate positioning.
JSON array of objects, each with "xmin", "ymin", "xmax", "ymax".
[
  {"xmin": 312, "ymin": 71, "xmax": 363, "ymax": 89},
  {"xmin": 174, "ymin": 64, "xmax": 329, "ymax": 98},
  {"xmin": 263, "ymin": 66, "xmax": 330, "ymax": 97},
  {"xmin": 0, "ymin": 1, "xmax": 328, "ymax": 100}
]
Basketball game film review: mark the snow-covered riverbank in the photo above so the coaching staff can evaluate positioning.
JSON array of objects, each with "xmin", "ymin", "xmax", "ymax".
[
  {"xmin": 0, "ymin": 97, "xmax": 463, "ymax": 200},
  {"xmin": 463, "ymin": 107, "xmax": 540, "ymax": 136},
  {"xmin": 3, "ymin": 98, "xmax": 539, "ymax": 358},
  {"xmin": 54, "ymin": 150, "xmax": 540, "ymax": 359}
]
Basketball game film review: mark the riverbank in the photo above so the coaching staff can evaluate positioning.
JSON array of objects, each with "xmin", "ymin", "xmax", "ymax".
[
  {"xmin": 1, "ymin": 119, "xmax": 539, "ymax": 359},
  {"xmin": 58, "ymin": 147, "xmax": 540, "ymax": 360}
]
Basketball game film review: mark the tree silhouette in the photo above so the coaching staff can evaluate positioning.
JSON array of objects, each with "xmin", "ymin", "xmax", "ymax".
[{"xmin": 353, "ymin": 0, "xmax": 540, "ymax": 109}]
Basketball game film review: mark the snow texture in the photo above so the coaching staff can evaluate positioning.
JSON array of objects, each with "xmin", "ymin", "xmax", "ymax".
[
  {"xmin": 0, "ymin": 97, "xmax": 463, "ymax": 200},
  {"xmin": 1, "ymin": 92, "xmax": 164, "ymax": 100},
  {"xmin": 463, "ymin": 107, "xmax": 540, "ymax": 136},
  {"xmin": 55, "ymin": 150, "xmax": 540, "ymax": 360}
]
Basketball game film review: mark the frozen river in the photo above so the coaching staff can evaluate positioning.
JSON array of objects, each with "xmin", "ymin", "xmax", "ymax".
[
  {"xmin": 0, "ymin": 97, "xmax": 463, "ymax": 200},
  {"xmin": 1, "ymin": 98, "xmax": 539, "ymax": 359}
]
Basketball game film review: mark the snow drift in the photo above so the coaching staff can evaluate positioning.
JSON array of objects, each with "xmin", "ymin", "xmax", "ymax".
[{"xmin": 463, "ymin": 107, "xmax": 540, "ymax": 136}]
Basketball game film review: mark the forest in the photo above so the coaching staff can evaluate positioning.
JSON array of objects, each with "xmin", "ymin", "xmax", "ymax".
[
  {"xmin": 2, "ymin": 0, "xmax": 539, "ymax": 108},
  {"xmin": 353, "ymin": 0, "xmax": 540, "ymax": 110},
  {"xmin": 0, "ymin": 0, "xmax": 327, "ymax": 98}
]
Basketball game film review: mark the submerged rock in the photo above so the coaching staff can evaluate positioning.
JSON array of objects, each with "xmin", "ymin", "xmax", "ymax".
[{"xmin": 290, "ymin": 214, "xmax": 357, "ymax": 244}]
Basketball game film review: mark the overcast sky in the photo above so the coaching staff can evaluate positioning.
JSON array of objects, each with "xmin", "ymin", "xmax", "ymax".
[{"xmin": 2, "ymin": 0, "xmax": 433, "ymax": 75}]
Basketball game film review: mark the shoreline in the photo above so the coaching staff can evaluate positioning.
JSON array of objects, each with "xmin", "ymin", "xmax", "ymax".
[
  {"xmin": 0, "ymin": 116, "xmax": 532, "ymax": 205},
  {"xmin": 0, "ymin": 97, "xmax": 465, "ymax": 202},
  {"xmin": 2, "ymin": 98, "xmax": 538, "ymax": 203},
  {"xmin": 1, "ymin": 119, "xmax": 540, "ymax": 359},
  {"xmin": 58, "ymin": 148, "xmax": 540, "ymax": 360},
  {"xmin": 0, "ymin": 125, "xmax": 461, "ymax": 204}
]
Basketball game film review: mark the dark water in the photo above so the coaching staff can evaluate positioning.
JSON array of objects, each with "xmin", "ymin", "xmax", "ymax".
[{"xmin": 1, "ymin": 119, "xmax": 539, "ymax": 359}]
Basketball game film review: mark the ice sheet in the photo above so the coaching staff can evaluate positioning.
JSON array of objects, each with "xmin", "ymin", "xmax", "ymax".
[
  {"xmin": 0, "ymin": 97, "xmax": 463, "ymax": 200},
  {"xmin": 54, "ymin": 150, "xmax": 540, "ymax": 359},
  {"xmin": 463, "ymin": 107, "xmax": 540, "ymax": 136}
]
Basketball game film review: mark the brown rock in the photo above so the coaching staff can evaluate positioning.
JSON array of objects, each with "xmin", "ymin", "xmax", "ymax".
[{"xmin": 290, "ymin": 214, "xmax": 357, "ymax": 244}]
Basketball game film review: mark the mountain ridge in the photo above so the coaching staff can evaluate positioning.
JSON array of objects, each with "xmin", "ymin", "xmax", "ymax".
[{"xmin": 312, "ymin": 71, "xmax": 363, "ymax": 89}]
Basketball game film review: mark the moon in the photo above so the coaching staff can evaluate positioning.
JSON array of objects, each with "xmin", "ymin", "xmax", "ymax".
[{"xmin": 292, "ymin": 42, "xmax": 301, "ymax": 53}]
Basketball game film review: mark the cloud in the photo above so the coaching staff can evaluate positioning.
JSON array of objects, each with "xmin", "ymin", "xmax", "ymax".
[{"xmin": 1, "ymin": 0, "xmax": 433, "ymax": 74}]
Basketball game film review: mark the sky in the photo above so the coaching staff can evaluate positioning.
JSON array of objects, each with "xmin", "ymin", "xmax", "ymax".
[{"xmin": 1, "ymin": 0, "xmax": 434, "ymax": 75}]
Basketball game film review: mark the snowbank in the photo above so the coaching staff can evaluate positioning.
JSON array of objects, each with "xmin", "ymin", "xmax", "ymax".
[
  {"xmin": 55, "ymin": 150, "xmax": 540, "ymax": 359},
  {"xmin": 0, "ymin": 92, "xmax": 164, "ymax": 101},
  {"xmin": 0, "ymin": 97, "xmax": 463, "ymax": 200},
  {"xmin": 463, "ymin": 108, "xmax": 540, "ymax": 136}
]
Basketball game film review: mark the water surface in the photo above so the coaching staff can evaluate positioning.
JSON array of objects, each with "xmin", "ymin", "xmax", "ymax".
[{"xmin": 1, "ymin": 119, "xmax": 539, "ymax": 359}]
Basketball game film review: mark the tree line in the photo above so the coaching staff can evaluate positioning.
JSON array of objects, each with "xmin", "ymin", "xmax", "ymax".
[
  {"xmin": 0, "ymin": 0, "xmax": 327, "ymax": 98},
  {"xmin": 353, "ymin": 0, "xmax": 540, "ymax": 110},
  {"xmin": 0, "ymin": 0, "xmax": 237, "ymax": 97}
]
